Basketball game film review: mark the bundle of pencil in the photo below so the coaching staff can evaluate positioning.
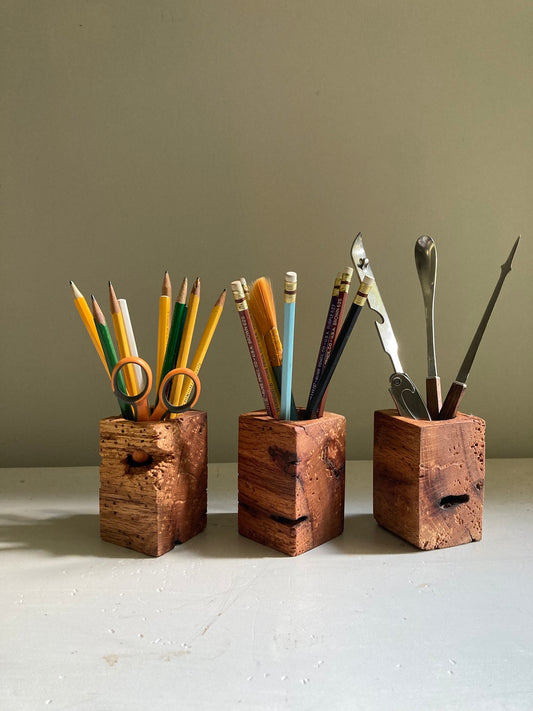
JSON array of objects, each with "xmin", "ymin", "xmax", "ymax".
[
  {"xmin": 231, "ymin": 265, "xmax": 371, "ymax": 423},
  {"xmin": 70, "ymin": 271, "xmax": 225, "ymax": 419},
  {"xmin": 231, "ymin": 280, "xmax": 277, "ymax": 417},
  {"xmin": 248, "ymin": 277, "xmax": 297, "ymax": 420}
]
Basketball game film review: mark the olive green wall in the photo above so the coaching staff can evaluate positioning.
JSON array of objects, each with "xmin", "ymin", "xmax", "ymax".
[{"xmin": 2, "ymin": 0, "xmax": 532, "ymax": 465}]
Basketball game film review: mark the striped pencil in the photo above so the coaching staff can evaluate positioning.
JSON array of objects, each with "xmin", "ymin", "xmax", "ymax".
[
  {"xmin": 231, "ymin": 280, "xmax": 276, "ymax": 417},
  {"xmin": 242, "ymin": 277, "xmax": 281, "ymax": 417}
]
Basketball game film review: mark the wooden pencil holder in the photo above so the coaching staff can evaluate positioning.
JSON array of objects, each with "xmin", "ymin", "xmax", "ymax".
[
  {"xmin": 238, "ymin": 410, "xmax": 346, "ymax": 556},
  {"xmin": 373, "ymin": 409, "xmax": 486, "ymax": 550},
  {"xmin": 99, "ymin": 411, "xmax": 207, "ymax": 557}
]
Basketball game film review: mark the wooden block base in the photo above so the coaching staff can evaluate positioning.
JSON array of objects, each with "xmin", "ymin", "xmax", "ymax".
[
  {"xmin": 373, "ymin": 409, "xmax": 485, "ymax": 550},
  {"xmin": 238, "ymin": 410, "xmax": 346, "ymax": 556},
  {"xmin": 99, "ymin": 411, "xmax": 207, "ymax": 556}
]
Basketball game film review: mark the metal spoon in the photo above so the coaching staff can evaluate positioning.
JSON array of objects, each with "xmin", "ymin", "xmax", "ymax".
[{"xmin": 415, "ymin": 235, "xmax": 442, "ymax": 418}]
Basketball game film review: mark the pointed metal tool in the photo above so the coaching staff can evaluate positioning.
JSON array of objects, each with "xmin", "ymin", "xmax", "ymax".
[
  {"xmin": 439, "ymin": 236, "xmax": 520, "ymax": 419},
  {"xmin": 415, "ymin": 235, "xmax": 442, "ymax": 418},
  {"xmin": 351, "ymin": 233, "xmax": 431, "ymax": 420}
]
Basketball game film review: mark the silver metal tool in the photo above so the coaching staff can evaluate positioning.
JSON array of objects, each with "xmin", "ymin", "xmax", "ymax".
[
  {"xmin": 351, "ymin": 233, "xmax": 431, "ymax": 420},
  {"xmin": 439, "ymin": 235, "xmax": 520, "ymax": 420},
  {"xmin": 414, "ymin": 235, "xmax": 442, "ymax": 418}
]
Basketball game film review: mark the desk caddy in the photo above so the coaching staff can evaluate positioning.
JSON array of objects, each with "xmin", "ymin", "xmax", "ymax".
[
  {"xmin": 99, "ymin": 412, "xmax": 207, "ymax": 556},
  {"xmin": 238, "ymin": 410, "xmax": 346, "ymax": 556},
  {"xmin": 373, "ymin": 409, "xmax": 485, "ymax": 550}
]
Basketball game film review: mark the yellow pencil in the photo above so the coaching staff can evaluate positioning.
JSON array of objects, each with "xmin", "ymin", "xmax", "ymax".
[
  {"xmin": 156, "ymin": 271, "xmax": 172, "ymax": 386},
  {"xmin": 180, "ymin": 288, "xmax": 226, "ymax": 405},
  {"xmin": 169, "ymin": 277, "xmax": 200, "ymax": 413},
  {"xmin": 108, "ymin": 281, "xmax": 137, "ymax": 395},
  {"xmin": 70, "ymin": 281, "xmax": 110, "ymax": 376}
]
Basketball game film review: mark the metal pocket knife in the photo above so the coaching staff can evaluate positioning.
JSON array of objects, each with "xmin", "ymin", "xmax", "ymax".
[{"xmin": 351, "ymin": 233, "xmax": 431, "ymax": 420}]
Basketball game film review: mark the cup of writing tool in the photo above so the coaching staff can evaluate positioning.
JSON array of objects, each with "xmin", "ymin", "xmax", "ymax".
[
  {"xmin": 356, "ymin": 233, "xmax": 519, "ymax": 550},
  {"xmin": 70, "ymin": 274, "xmax": 225, "ymax": 557},
  {"xmin": 231, "ymin": 270, "xmax": 373, "ymax": 556}
]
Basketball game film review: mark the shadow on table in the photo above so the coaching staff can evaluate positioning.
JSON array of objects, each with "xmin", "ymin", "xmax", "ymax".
[
  {"xmin": 330, "ymin": 513, "xmax": 419, "ymax": 555},
  {"xmin": 184, "ymin": 513, "xmax": 285, "ymax": 559},
  {"xmin": 0, "ymin": 511, "xmax": 417, "ymax": 559},
  {"xmin": 0, "ymin": 511, "xmax": 283, "ymax": 560},
  {"xmin": 188, "ymin": 513, "xmax": 419, "ymax": 558},
  {"xmin": 0, "ymin": 512, "xmax": 146, "ymax": 559}
]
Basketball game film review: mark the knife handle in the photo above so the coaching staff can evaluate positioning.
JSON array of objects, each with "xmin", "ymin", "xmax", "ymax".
[
  {"xmin": 438, "ymin": 381, "xmax": 466, "ymax": 420},
  {"xmin": 426, "ymin": 376, "xmax": 442, "ymax": 419}
]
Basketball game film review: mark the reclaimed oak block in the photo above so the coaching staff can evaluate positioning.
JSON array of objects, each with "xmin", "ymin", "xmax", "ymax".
[
  {"xmin": 373, "ymin": 409, "xmax": 485, "ymax": 550},
  {"xmin": 238, "ymin": 410, "xmax": 346, "ymax": 556},
  {"xmin": 99, "ymin": 411, "xmax": 207, "ymax": 556}
]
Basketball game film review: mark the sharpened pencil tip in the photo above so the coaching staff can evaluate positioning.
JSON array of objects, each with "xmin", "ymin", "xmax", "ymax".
[
  {"xmin": 177, "ymin": 277, "xmax": 188, "ymax": 303},
  {"xmin": 70, "ymin": 281, "xmax": 83, "ymax": 299},
  {"xmin": 162, "ymin": 270, "xmax": 172, "ymax": 297},
  {"xmin": 91, "ymin": 294, "xmax": 106, "ymax": 324},
  {"xmin": 108, "ymin": 282, "xmax": 120, "ymax": 313}
]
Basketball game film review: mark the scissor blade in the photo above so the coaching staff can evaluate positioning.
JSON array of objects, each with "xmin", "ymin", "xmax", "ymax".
[
  {"xmin": 389, "ymin": 372, "xmax": 431, "ymax": 420},
  {"xmin": 350, "ymin": 233, "xmax": 402, "ymax": 374}
]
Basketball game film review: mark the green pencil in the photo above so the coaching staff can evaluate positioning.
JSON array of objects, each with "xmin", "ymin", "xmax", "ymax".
[
  {"xmin": 91, "ymin": 295, "xmax": 133, "ymax": 420},
  {"xmin": 157, "ymin": 277, "xmax": 188, "ymax": 391}
]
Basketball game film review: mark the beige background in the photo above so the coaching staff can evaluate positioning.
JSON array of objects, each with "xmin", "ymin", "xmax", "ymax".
[{"xmin": 1, "ymin": 0, "xmax": 532, "ymax": 466}]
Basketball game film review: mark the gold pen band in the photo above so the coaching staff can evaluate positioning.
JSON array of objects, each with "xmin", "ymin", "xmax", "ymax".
[{"xmin": 353, "ymin": 275, "xmax": 375, "ymax": 306}]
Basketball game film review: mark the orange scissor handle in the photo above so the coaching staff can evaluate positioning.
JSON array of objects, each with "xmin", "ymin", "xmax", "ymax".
[
  {"xmin": 111, "ymin": 356, "xmax": 153, "ymax": 421},
  {"xmin": 150, "ymin": 367, "xmax": 201, "ymax": 421}
]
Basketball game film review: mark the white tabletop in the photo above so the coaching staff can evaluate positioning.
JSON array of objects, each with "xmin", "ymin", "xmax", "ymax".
[{"xmin": 1, "ymin": 460, "xmax": 532, "ymax": 711}]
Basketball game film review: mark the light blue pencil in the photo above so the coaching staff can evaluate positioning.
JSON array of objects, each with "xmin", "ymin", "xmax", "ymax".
[{"xmin": 281, "ymin": 271, "xmax": 297, "ymax": 420}]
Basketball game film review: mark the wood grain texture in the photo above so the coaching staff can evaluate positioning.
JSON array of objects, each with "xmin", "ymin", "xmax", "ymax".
[
  {"xmin": 99, "ymin": 411, "xmax": 207, "ymax": 556},
  {"xmin": 373, "ymin": 409, "xmax": 485, "ymax": 550},
  {"xmin": 238, "ymin": 410, "xmax": 345, "ymax": 556},
  {"xmin": 438, "ymin": 380, "xmax": 467, "ymax": 420},
  {"xmin": 426, "ymin": 376, "xmax": 442, "ymax": 419}
]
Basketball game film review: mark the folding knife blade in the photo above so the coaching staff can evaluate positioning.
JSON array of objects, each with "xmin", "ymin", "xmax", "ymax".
[
  {"xmin": 350, "ymin": 233, "xmax": 431, "ymax": 420},
  {"xmin": 389, "ymin": 373, "xmax": 431, "ymax": 421}
]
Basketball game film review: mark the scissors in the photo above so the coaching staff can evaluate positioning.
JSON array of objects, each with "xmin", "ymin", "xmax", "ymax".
[{"xmin": 111, "ymin": 356, "xmax": 201, "ymax": 421}]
